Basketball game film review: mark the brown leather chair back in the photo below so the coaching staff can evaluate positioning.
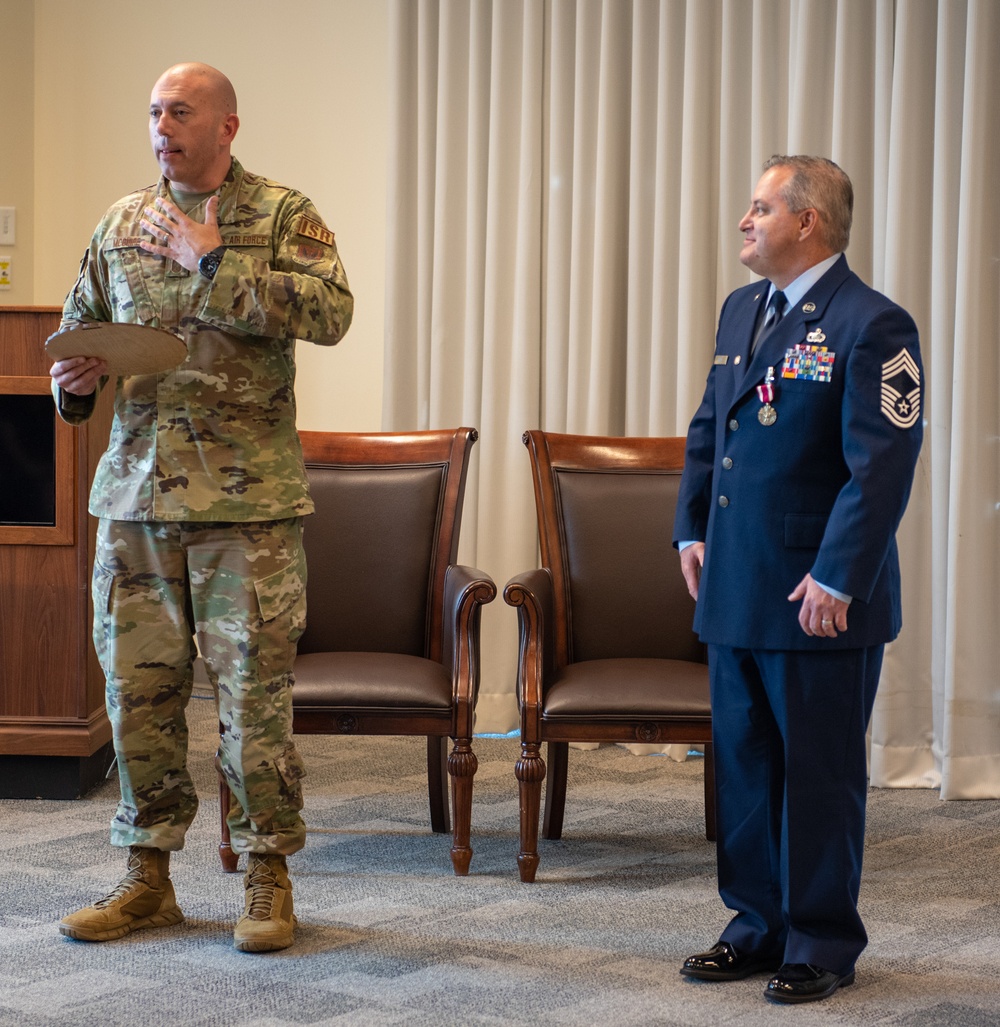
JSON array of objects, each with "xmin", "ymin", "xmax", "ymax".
[
  {"xmin": 298, "ymin": 464, "xmax": 445, "ymax": 658},
  {"xmin": 524, "ymin": 431, "xmax": 703, "ymax": 669},
  {"xmin": 555, "ymin": 467, "xmax": 702, "ymax": 663},
  {"xmin": 294, "ymin": 429, "xmax": 473, "ymax": 663}
]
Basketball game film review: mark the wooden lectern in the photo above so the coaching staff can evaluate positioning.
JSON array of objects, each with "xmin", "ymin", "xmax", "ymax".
[{"xmin": 0, "ymin": 306, "xmax": 115, "ymax": 798}]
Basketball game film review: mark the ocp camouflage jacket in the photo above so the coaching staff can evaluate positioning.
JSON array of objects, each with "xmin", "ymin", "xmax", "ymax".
[{"xmin": 56, "ymin": 157, "xmax": 353, "ymax": 522}]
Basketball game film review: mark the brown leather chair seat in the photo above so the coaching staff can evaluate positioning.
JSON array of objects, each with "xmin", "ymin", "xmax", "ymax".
[
  {"xmin": 292, "ymin": 652, "xmax": 453, "ymax": 712},
  {"xmin": 543, "ymin": 658, "xmax": 711, "ymax": 720}
]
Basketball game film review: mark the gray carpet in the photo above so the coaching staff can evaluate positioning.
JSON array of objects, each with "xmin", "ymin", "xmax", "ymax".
[{"xmin": 1, "ymin": 692, "xmax": 999, "ymax": 1027}]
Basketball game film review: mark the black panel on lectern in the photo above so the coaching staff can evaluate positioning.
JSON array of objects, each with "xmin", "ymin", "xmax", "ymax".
[{"xmin": 0, "ymin": 394, "xmax": 57, "ymax": 525}]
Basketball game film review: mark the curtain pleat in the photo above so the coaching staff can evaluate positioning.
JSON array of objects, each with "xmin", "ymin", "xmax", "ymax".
[
  {"xmin": 938, "ymin": 0, "xmax": 1000, "ymax": 798},
  {"xmin": 383, "ymin": 0, "xmax": 1000, "ymax": 797}
]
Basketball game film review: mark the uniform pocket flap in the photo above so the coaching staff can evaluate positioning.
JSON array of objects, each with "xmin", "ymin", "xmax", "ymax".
[{"xmin": 254, "ymin": 559, "xmax": 305, "ymax": 623}]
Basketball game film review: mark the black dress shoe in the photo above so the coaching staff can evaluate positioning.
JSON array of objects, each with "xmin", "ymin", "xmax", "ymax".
[
  {"xmin": 680, "ymin": 941, "xmax": 783, "ymax": 981},
  {"xmin": 765, "ymin": 962, "xmax": 856, "ymax": 1003}
]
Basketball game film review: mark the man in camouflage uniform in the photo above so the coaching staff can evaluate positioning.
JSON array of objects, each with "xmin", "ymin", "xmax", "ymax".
[{"xmin": 50, "ymin": 62, "xmax": 353, "ymax": 953}]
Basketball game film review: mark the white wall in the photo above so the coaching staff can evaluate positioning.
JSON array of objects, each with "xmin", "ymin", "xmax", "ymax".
[{"xmin": 27, "ymin": 0, "xmax": 388, "ymax": 431}]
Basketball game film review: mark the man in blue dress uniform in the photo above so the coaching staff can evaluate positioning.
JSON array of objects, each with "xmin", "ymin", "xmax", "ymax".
[{"xmin": 673, "ymin": 155, "xmax": 923, "ymax": 1004}]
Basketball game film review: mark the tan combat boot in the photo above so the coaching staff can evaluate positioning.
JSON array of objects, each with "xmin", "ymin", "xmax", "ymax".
[
  {"xmin": 59, "ymin": 846, "xmax": 184, "ymax": 942},
  {"xmin": 233, "ymin": 853, "xmax": 296, "ymax": 953}
]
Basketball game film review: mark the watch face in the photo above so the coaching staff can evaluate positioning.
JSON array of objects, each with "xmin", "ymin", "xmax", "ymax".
[{"xmin": 199, "ymin": 251, "xmax": 222, "ymax": 279}]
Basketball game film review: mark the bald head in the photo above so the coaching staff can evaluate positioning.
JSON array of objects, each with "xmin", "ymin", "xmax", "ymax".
[
  {"xmin": 149, "ymin": 63, "xmax": 240, "ymax": 192},
  {"xmin": 155, "ymin": 63, "xmax": 238, "ymax": 116}
]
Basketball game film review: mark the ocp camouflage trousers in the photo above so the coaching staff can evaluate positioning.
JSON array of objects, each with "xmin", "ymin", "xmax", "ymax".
[{"xmin": 92, "ymin": 517, "xmax": 308, "ymax": 855}]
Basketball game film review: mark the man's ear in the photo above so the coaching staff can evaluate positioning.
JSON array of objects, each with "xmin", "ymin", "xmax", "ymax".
[
  {"xmin": 221, "ymin": 113, "xmax": 240, "ymax": 146},
  {"xmin": 798, "ymin": 208, "xmax": 819, "ymax": 240}
]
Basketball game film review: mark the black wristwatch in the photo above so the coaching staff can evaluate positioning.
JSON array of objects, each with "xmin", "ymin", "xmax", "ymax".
[{"xmin": 198, "ymin": 246, "xmax": 227, "ymax": 280}]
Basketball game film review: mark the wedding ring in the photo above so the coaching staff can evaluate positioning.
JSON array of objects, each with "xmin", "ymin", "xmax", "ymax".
[{"xmin": 821, "ymin": 619, "xmax": 832, "ymax": 625}]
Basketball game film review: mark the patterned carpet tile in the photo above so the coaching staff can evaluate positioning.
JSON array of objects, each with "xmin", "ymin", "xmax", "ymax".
[{"xmin": 1, "ymin": 696, "xmax": 998, "ymax": 1026}]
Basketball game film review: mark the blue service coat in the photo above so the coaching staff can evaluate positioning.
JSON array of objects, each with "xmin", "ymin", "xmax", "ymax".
[{"xmin": 673, "ymin": 255, "xmax": 923, "ymax": 649}]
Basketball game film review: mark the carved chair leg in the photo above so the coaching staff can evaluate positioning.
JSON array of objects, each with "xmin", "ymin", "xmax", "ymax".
[
  {"xmin": 542, "ymin": 740, "xmax": 569, "ymax": 840},
  {"xmin": 427, "ymin": 735, "xmax": 450, "ymax": 834},
  {"xmin": 515, "ymin": 741, "xmax": 546, "ymax": 882},
  {"xmin": 703, "ymin": 740, "xmax": 717, "ymax": 842},
  {"xmin": 218, "ymin": 776, "xmax": 240, "ymax": 873},
  {"xmin": 447, "ymin": 737, "xmax": 477, "ymax": 876}
]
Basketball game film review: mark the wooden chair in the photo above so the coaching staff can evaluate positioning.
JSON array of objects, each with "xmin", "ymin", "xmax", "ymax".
[
  {"xmin": 504, "ymin": 431, "xmax": 715, "ymax": 883},
  {"xmin": 219, "ymin": 428, "xmax": 496, "ymax": 876}
]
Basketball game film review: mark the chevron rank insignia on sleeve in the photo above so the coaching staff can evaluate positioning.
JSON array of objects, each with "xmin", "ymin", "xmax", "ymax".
[{"xmin": 881, "ymin": 348, "xmax": 921, "ymax": 429}]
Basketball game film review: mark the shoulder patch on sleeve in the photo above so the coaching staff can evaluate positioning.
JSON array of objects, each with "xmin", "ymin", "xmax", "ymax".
[
  {"xmin": 881, "ymin": 348, "xmax": 921, "ymax": 429},
  {"xmin": 294, "ymin": 215, "xmax": 335, "ymax": 247}
]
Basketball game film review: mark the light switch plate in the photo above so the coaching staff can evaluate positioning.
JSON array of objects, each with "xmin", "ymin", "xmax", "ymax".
[{"xmin": 0, "ymin": 208, "xmax": 14, "ymax": 245}]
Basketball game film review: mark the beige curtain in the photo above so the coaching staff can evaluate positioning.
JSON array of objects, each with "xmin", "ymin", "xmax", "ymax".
[{"xmin": 383, "ymin": 0, "xmax": 1000, "ymax": 798}]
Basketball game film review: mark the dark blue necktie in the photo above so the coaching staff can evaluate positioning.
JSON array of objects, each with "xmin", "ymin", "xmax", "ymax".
[{"xmin": 752, "ymin": 289, "xmax": 787, "ymax": 353}]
